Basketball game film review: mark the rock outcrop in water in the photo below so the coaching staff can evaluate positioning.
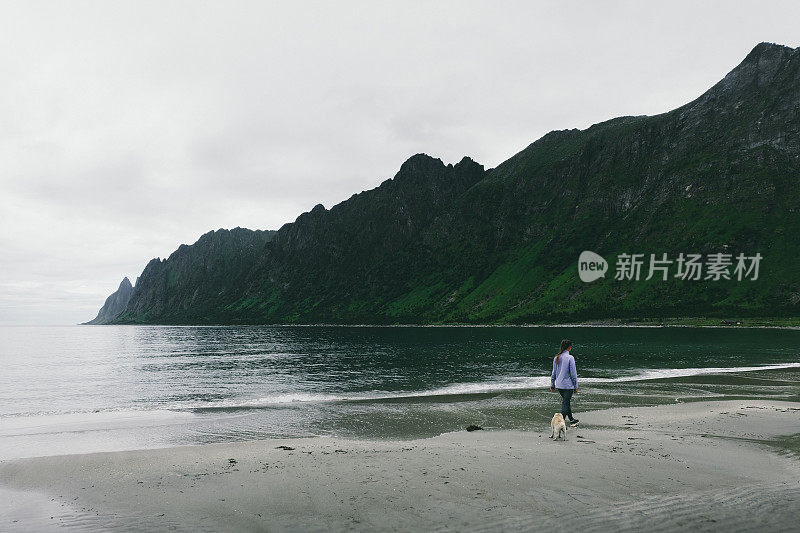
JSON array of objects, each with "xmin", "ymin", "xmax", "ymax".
[
  {"xmin": 83, "ymin": 277, "xmax": 135, "ymax": 325},
  {"xmin": 94, "ymin": 42, "xmax": 800, "ymax": 325}
]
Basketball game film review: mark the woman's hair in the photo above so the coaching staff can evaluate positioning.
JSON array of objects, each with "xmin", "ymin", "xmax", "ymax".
[{"xmin": 556, "ymin": 339, "xmax": 572, "ymax": 363}]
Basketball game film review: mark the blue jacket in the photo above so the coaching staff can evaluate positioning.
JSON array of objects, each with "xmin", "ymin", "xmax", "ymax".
[{"xmin": 551, "ymin": 351, "xmax": 577, "ymax": 390}]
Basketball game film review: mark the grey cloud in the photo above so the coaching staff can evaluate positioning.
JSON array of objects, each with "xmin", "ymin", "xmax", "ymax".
[{"xmin": 1, "ymin": 1, "xmax": 799, "ymax": 324}]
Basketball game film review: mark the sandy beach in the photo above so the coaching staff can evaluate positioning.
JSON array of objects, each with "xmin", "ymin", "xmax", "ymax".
[{"xmin": 2, "ymin": 399, "xmax": 799, "ymax": 532}]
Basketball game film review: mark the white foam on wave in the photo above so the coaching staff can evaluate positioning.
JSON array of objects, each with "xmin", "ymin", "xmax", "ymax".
[
  {"xmin": 5, "ymin": 362, "xmax": 797, "ymax": 418},
  {"xmin": 186, "ymin": 361, "xmax": 800, "ymax": 410},
  {"xmin": 586, "ymin": 362, "xmax": 800, "ymax": 383}
]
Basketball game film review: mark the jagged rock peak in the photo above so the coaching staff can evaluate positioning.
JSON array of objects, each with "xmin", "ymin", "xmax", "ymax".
[
  {"xmin": 396, "ymin": 153, "xmax": 483, "ymax": 181},
  {"xmin": 718, "ymin": 42, "xmax": 800, "ymax": 90},
  {"xmin": 397, "ymin": 153, "xmax": 446, "ymax": 173},
  {"xmin": 82, "ymin": 277, "xmax": 135, "ymax": 325},
  {"xmin": 453, "ymin": 156, "xmax": 483, "ymax": 171},
  {"xmin": 743, "ymin": 42, "xmax": 797, "ymax": 62}
]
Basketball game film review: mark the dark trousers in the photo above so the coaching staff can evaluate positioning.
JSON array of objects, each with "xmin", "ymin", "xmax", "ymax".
[{"xmin": 558, "ymin": 388, "xmax": 575, "ymax": 421}]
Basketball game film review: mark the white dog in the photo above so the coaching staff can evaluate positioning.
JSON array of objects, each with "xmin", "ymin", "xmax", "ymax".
[{"xmin": 550, "ymin": 413, "xmax": 567, "ymax": 441}]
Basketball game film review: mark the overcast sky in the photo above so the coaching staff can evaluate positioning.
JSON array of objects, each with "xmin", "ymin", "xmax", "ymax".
[{"xmin": 1, "ymin": 1, "xmax": 798, "ymax": 325}]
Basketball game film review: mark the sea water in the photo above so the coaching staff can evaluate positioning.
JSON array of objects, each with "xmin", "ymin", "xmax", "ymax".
[{"xmin": 1, "ymin": 325, "xmax": 798, "ymax": 459}]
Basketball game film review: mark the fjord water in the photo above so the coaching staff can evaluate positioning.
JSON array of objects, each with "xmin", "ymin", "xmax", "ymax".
[{"xmin": 1, "ymin": 325, "xmax": 798, "ymax": 459}]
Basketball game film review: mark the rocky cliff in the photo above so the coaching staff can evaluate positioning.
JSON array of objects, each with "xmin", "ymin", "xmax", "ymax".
[
  {"xmin": 83, "ymin": 277, "xmax": 135, "ymax": 325},
  {"xmin": 118, "ymin": 228, "xmax": 275, "ymax": 323}
]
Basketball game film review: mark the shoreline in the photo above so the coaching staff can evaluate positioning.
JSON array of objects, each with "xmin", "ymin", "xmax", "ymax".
[
  {"xmin": 4, "ymin": 362, "xmax": 796, "ymax": 464},
  {"xmin": 3, "ymin": 399, "xmax": 799, "ymax": 532},
  {"xmin": 74, "ymin": 320, "xmax": 800, "ymax": 329}
]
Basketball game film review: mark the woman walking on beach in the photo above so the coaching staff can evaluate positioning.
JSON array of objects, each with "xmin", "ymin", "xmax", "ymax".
[{"xmin": 551, "ymin": 339, "xmax": 579, "ymax": 426}]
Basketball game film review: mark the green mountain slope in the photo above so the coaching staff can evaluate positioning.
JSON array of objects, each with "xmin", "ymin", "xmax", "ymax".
[
  {"xmin": 119, "ymin": 228, "xmax": 275, "ymax": 323},
  {"xmin": 111, "ymin": 42, "xmax": 800, "ymax": 325}
]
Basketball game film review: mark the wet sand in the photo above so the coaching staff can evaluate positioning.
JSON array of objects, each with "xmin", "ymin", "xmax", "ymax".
[{"xmin": 2, "ymin": 399, "xmax": 799, "ymax": 532}]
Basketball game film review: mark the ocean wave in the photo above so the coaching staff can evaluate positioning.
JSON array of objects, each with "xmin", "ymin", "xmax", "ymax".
[
  {"xmin": 5, "ymin": 363, "xmax": 797, "ymax": 418},
  {"xmin": 182, "ymin": 361, "xmax": 800, "ymax": 410}
]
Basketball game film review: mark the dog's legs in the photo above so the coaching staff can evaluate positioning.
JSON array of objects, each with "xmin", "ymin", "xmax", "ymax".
[
  {"xmin": 550, "ymin": 427, "xmax": 554, "ymax": 439},
  {"xmin": 563, "ymin": 427, "xmax": 567, "ymax": 441}
]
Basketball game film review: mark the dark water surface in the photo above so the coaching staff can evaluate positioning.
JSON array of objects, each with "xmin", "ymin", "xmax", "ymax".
[{"xmin": 1, "ymin": 325, "xmax": 798, "ymax": 459}]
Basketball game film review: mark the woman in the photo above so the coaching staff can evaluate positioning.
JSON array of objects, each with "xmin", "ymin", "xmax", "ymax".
[{"xmin": 550, "ymin": 339, "xmax": 579, "ymax": 426}]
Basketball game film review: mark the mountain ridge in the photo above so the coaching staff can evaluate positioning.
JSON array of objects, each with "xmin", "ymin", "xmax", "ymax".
[{"xmin": 89, "ymin": 42, "xmax": 800, "ymax": 325}]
